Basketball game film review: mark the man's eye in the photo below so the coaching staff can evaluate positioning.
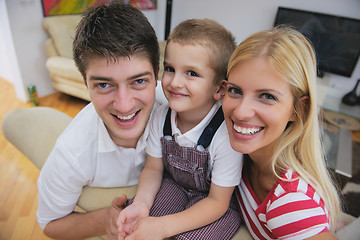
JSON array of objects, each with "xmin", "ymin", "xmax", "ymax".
[
  {"xmin": 187, "ymin": 71, "xmax": 198, "ymax": 77},
  {"xmin": 134, "ymin": 79, "xmax": 146, "ymax": 85},
  {"xmin": 98, "ymin": 83, "xmax": 110, "ymax": 89},
  {"xmin": 164, "ymin": 66, "xmax": 174, "ymax": 72}
]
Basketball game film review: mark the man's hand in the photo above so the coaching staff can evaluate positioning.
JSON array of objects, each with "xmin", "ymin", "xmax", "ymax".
[
  {"xmin": 117, "ymin": 201, "xmax": 149, "ymax": 239},
  {"xmin": 106, "ymin": 195, "xmax": 127, "ymax": 240}
]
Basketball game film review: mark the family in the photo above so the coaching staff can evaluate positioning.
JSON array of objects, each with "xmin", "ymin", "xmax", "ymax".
[{"xmin": 37, "ymin": 2, "xmax": 340, "ymax": 240}]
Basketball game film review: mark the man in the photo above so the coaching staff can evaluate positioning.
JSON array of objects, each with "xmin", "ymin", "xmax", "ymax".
[{"xmin": 37, "ymin": 2, "xmax": 160, "ymax": 239}]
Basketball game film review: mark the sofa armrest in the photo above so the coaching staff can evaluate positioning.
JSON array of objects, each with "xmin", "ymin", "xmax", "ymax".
[
  {"xmin": 2, "ymin": 107, "xmax": 72, "ymax": 169},
  {"xmin": 46, "ymin": 56, "xmax": 83, "ymax": 80},
  {"xmin": 78, "ymin": 185, "xmax": 137, "ymax": 211},
  {"xmin": 45, "ymin": 39, "xmax": 59, "ymax": 58}
]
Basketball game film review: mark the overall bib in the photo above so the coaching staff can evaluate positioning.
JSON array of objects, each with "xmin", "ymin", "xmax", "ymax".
[{"xmin": 149, "ymin": 107, "xmax": 241, "ymax": 240}]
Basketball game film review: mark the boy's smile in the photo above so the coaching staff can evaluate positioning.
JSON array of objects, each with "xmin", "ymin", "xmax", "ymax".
[{"xmin": 161, "ymin": 41, "xmax": 219, "ymax": 127}]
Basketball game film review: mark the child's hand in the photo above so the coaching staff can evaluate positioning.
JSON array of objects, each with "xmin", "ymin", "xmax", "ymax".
[
  {"xmin": 117, "ymin": 201, "xmax": 149, "ymax": 239},
  {"xmin": 125, "ymin": 217, "xmax": 165, "ymax": 240}
]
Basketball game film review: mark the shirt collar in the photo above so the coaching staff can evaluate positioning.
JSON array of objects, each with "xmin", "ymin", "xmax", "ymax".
[
  {"xmin": 170, "ymin": 101, "xmax": 221, "ymax": 144},
  {"xmin": 98, "ymin": 118, "xmax": 118, "ymax": 153}
]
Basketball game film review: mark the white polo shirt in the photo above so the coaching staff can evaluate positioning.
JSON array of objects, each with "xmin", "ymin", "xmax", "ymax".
[
  {"xmin": 37, "ymin": 102, "xmax": 155, "ymax": 229},
  {"xmin": 146, "ymin": 101, "xmax": 243, "ymax": 188}
]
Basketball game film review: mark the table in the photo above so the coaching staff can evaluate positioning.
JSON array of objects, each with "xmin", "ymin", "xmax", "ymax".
[{"xmin": 322, "ymin": 120, "xmax": 353, "ymax": 178}]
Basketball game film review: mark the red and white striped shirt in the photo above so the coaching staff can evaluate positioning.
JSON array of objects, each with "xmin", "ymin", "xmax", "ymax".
[{"xmin": 235, "ymin": 169, "xmax": 330, "ymax": 240}]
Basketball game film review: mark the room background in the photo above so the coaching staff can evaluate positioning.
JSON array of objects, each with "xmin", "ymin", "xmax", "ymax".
[{"xmin": 0, "ymin": 0, "xmax": 359, "ymax": 102}]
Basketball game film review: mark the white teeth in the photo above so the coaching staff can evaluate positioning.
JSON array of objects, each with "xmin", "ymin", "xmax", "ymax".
[
  {"xmin": 116, "ymin": 112, "xmax": 136, "ymax": 120},
  {"xmin": 234, "ymin": 125, "xmax": 261, "ymax": 135}
]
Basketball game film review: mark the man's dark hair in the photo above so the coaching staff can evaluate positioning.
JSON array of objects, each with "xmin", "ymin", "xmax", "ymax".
[{"xmin": 73, "ymin": 1, "xmax": 159, "ymax": 82}]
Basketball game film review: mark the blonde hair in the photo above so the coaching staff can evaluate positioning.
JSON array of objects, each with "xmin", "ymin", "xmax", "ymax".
[
  {"xmin": 228, "ymin": 26, "xmax": 340, "ymax": 230},
  {"xmin": 167, "ymin": 18, "xmax": 236, "ymax": 83}
]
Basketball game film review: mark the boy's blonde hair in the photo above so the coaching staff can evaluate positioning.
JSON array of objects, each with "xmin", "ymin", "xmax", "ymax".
[
  {"xmin": 167, "ymin": 19, "xmax": 236, "ymax": 83},
  {"xmin": 228, "ymin": 26, "xmax": 340, "ymax": 230}
]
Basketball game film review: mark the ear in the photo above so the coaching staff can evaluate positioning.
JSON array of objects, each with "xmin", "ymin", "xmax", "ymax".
[
  {"xmin": 213, "ymin": 80, "xmax": 227, "ymax": 101},
  {"xmin": 290, "ymin": 95, "xmax": 309, "ymax": 121}
]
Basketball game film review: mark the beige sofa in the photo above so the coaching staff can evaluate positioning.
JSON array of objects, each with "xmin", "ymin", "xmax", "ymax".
[
  {"xmin": 42, "ymin": 15, "xmax": 166, "ymax": 102},
  {"xmin": 2, "ymin": 106, "xmax": 252, "ymax": 240},
  {"xmin": 43, "ymin": 15, "xmax": 90, "ymax": 101}
]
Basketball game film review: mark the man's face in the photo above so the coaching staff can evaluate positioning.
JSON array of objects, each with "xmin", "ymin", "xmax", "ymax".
[{"xmin": 86, "ymin": 56, "xmax": 157, "ymax": 148}]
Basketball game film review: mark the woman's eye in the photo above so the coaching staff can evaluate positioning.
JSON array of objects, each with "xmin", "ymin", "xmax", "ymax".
[
  {"xmin": 187, "ymin": 71, "xmax": 198, "ymax": 77},
  {"xmin": 164, "ymin": 66, "xmax": 174, "ymax": 72},
  {"xmin": 227, "ymin": 86, "xmax": 242, "ymax": 96},
  {"xmin": 260, "ymin": 93, "xmax": 277, "ymax": 101}
]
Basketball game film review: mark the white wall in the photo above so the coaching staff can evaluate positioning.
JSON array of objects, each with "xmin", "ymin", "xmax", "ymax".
[
  {"xmin": 170, "ymin": 0, "xmax": 360, "ymax": 97},
  {"xmin": 0, "ymin": 0, "xmax": 26, "ymax": 100},
  {"xmin": 4, "ymin": 0, "xmax": 58, "ymax": 100},
  {"xmin": 1, "ymin": 0, "xmax": 359, "ymax": 101}
]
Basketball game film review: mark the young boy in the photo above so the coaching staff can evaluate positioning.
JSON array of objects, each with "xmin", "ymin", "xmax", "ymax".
[
  {"xmin": 117, "ymin": 19, "xmax": 243, "ymax": 240},
  {"xmin": 37, "ymin": 2, "xmax": 160, "ymax": 239}
]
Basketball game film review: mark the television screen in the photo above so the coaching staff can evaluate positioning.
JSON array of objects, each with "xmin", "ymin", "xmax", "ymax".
[{"xmin": 274, "ymin": 7, "xmax": 360, "ymax": 78}]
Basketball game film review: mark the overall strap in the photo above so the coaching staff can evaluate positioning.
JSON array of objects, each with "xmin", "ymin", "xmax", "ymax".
[
  {"xmin": 162, "ymin": 106, "xmax": 224, "ymax": 149},
  {"xmin": 197, "ymin": 106, "xmax": 224, "ymax": 149},
  {"xmin": 163, "ymin": 107, "xmax": 172, "ymax": 136}
]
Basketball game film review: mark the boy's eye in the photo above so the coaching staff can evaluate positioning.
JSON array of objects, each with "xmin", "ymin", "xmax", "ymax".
[
  {"xmin": 187, "ymin": 71, "xmax": 198, "ymax": 77},
  {"xmin": 164, "ymin": 66, "xmax": 174, "ymax": 72}
]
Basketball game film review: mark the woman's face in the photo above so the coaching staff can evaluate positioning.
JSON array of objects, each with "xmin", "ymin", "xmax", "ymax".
[{"xmin": 222, "ymin": 58, "xmax": 295, "ymax": 159}]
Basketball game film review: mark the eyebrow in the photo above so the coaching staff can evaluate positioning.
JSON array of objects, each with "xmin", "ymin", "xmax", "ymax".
[
  {"xmin": 227, "ymin": 82, "xmax": 284, "ymax": 96},
  {"xmin": 88, "ymin": 71, "xmax": 153, "ymax": 82},
  {"xmin": 129, "ymin": 71, "xmax": 152, "ymax": 80}
]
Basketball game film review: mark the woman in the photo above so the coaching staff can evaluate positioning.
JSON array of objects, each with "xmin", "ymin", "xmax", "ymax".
[{"xmin": 222, "ymin": 26, "xmax": 341, "ymax": 239}]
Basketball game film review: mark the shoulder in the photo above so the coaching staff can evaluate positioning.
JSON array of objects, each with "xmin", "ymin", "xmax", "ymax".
[
  {"xmin": 150, "ymin": 104, "xmax": 169, "ymax": 128},
  {"xmin": 58, "ymin": 103, "xmax": 99, "ymax": 142},
  {"xmin": 51, "ymin": 102, "xmax": 100, "ymax": 165},
  {"xmin": 264, "ymin": 170, "xmax": 330, "ymax": 238}
]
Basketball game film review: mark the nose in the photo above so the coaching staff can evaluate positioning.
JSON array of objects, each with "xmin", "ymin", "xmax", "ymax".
[
  {"xmin": 113, "ymin": 86, "xmax": 135, "ymax": 113},
  {"xmin": 169, "ymin": 73, "xmax": 184, "ymax": 89},
  {"xmin": 234, "ymin": 97, "xmax": 255, "ymax": 120}
]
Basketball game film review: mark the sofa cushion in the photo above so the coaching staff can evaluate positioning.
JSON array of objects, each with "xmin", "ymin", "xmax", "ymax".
[
  {"xmin": 46, "ymin": 56, "xmax": 83, "ymax": 81},
  {"xmin": 43, "ymin": 15, "xmax": 82, "ymax": 58}
]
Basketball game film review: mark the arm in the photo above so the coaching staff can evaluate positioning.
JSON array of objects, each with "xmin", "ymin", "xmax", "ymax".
[
  {"xmin": 117, "ymin": 155, "xmax": 164, "ymax": 235},
  {"xmin": 128, "ymin": 183, "xmax": 235, "ymax": 240},
  {"xmin": 306, "ymin": 231, "xmax": 338, "ymax": 240},
  {"xmin": 44, "ymin": 195, "xmax": 127, "ymax": 240},
  {"xmin": 132, "ymin": 155, "xmax": 164, "ymax": 209}
]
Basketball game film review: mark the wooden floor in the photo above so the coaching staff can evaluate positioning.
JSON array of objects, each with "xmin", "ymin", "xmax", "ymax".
[{"xmin": 0, "ymin": 77, "xmax": 88, "ymax": 240}]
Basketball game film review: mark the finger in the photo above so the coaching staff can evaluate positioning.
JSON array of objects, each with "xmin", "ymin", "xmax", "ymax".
[
  {"xmin": 118, "ymin": 231, "xmax": 126, "ymax": 240},
  {"xmin": 125, "ymin": 235, "xmax": 134, "ymax": 240},
  {"xmin": 117, "ymin": 215, "xmax": 128, "ymax": 233},
  {"xmin": 112, "ymin": 195, "xmax": 128, "ymax": 210}
]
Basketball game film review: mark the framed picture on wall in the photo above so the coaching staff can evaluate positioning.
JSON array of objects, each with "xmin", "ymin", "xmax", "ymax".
[{"xmin": 42, "ymin": 0, "xmax": 157, "ymax": 17}]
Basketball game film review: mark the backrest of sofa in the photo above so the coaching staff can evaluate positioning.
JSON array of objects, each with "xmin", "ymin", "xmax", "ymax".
[{"xmin": 42, "ymin": 15, "xmax": 82, "ymax": 59}]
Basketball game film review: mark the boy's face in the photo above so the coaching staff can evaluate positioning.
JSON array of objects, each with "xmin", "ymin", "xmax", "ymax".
[
  {"xmin": 86, "ymin": 56, "xmax": 157, "ymax": 148},
  {"xmin": 162, "ymin": 42, "xmax": 220, "ymax": 120}
]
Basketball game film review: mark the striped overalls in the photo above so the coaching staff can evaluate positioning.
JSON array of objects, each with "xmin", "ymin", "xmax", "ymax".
[{"xmin": 148, "ymin": 107, "xmax": 241, "ymax": 240}]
